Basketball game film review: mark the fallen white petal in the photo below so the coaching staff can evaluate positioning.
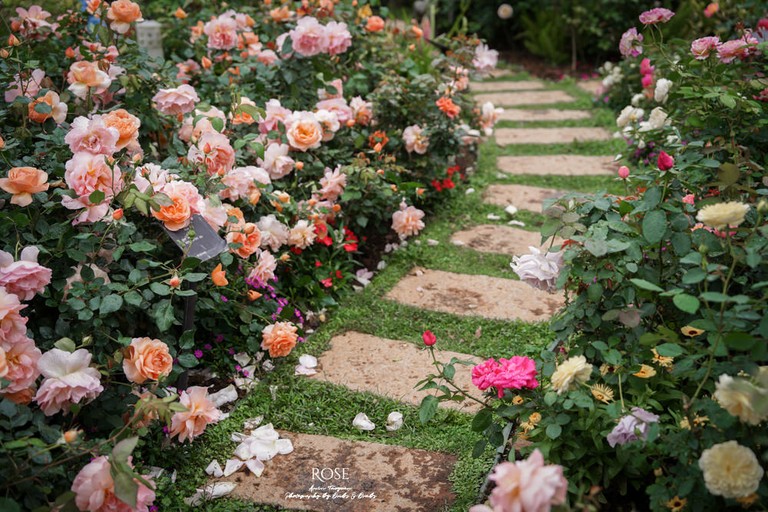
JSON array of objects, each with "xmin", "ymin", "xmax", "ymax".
[
  {"xmin": 298, "ymin": 354, "xmax": 318, "ymax": 368},
  {"xmin": 452, "ymin": 240, "xmax": 466, "ymax": 246},
  {"xmin": 465, "ymin": 188, "xmax": 476, "ymax": 195},
  {"xmin": 209, "ymin": 385, "xmax": 239, "ymax": 407},
  {"xmin": 219, "ymin": 412, "xmax": 230, "ymax": 421},
  {"xmin": 376, "ymin": 261, "xmax": 387, "ymax": 270},
  {"xmin": 353, "ymin": 413, "xmax": 376, "ymax": 431},
  {"xmin": 415, "ymin": 269, "xmax": 424, "ymax": 276},
  {"xmin": 245, "ymin": 458, "xmax": 265, "ymax": 477},
  {"xmin": 205, "ymin": 460, "xmax": 224, "ymax": 478},
  {"xmin": 427, "ymin": 239, "xmax": 439, "ymax": 246},
  {"xmin": 487, "ymin": 214, "xmax": 501, "ymax": 220},
  {"xmin": 243, "ymin": 416, "xmax": 264, "ymax": 431},
  {"xmin": 223, "ymin": 459, "xmax": 245, "ymax": 477},
  {"xmin": 184, "ymin": 482, "xmax": 238, "ymax": 506},
  {"xmin": 145, "ymin": 466, "xmax": 165, "ymax": 479},
  {"xmin": 295, "ymin": 365, "xmax": 318, "ymax": 376},
  {"xmin": 504, "ymin": 205, "xmax": 518, "ymax": 216},
  {"xmin": 508, "ymin": 220, "xmax": 526, "ymax": 227},
  {"xmin": 263, "ymin": 360, "xmax": 275, "ymax": 372},
  {"xmin": 233, "ymin": 352, "xmax": 252, "ymax": 367},
  {"xmin": 386, "ymin": 412, "xmax": 404, "ymax": 432}
]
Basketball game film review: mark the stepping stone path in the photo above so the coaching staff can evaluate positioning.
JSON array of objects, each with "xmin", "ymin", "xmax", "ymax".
[
  {"xmin": 227, "ymin": 71, "xmax": 617, "ymax": 511},
  {"xmin": 312, "ymin": 331, "xmax": 483, "ymax": 412},
  {"xmin": 451, "ymin": 225, "xmax": 553, "ymax": 255},
  {"xmin": 474, "ymin": 90, "xmax": 574, "ymax": 107},
  {"xmin": 499, "ymin": 108, "xmax": 591, "ymax": 122},
  {"xmin": 226, "ymin": 432, "xmax": 457, "ymax": 511},
  {"xmin": 385, "ymin": 268, "xmax": 564, "ymax": 322},
  {"xmin": 484, "ymin": 184, "xmax": 567, "ymax": 213},
  {"xmin": 498, "ymin": 155, "xmax": 618, "ymax": 176},
  {"xmin": 495, "ymin": 127, "xmax": 611, "ymax": 145},
  {"xmin": 578, "ymin": 79, "xmax": 604, "ymax": 96},
  {"xmin": 469, "ymin": 80, "xmax": 544, "ymax": 92}
]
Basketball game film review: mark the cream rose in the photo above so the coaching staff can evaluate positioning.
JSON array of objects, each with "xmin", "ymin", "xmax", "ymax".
[
  {"xmin": 696, "ymin": 201, "xmax": 750, "ymax": 230},
  {"xmin": 699, "ymin": 441, "xmax": 764, "ymax": 499},
  {"xmin": 714, "ymin": 374, "xmax": 768, "ymax": 425},
  {"xmin": 551, "ymin": 355, "xmax": 593, "ymax": 394}
]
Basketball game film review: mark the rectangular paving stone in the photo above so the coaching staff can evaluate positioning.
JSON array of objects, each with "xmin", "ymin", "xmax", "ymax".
[
  {"xmin": 578, "ymin": 80, "xmax": 603, "ymax": 95},
  {"xmin": 225, "ymin": 432, "xmax": 456, "ymax": 511},
  {"xmin": 474, "ymin": 90, "xmax": 574, "ymax": 107},
  {"xmin": 451, "ymin": 225, "xmax": 555, "ymax": 256},
  {"xmin": 484, "ymin": 184, "xmax": 565, "ymax": 213},
  {"xmin": 499, "ymin": 109, "xmax": 591, "ymax": 122},
  {"xmin": 498, "ymin": 155, "xmax": 617, "ymax": 176},
  {"xmin": 312, "ymin": 332, "xmax": 483, "ymax": 412},
  {"xmin": 470, "ymin": 80, "xmax": 545, "ymax": 92},
  {"xmin": 385, "ymin": 268, "xmax": 564, "ymax": 322},
  {"xmin": 495, "ymin": 127, "xmax": 611, "ymax": 145}
]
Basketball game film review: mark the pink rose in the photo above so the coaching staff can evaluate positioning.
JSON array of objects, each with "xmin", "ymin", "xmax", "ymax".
[
  {"xmin": 472, "ymin": 359, "xmax": 500, "ymax": 391},
  {"xmin": 35, "ymin": 348, "xmax": 103, "ymax": 415},
  {"xmin": 289, "ymin": 17, "xmax": 329, "ymax": 57},
  {"xmin": 319, "ymin": 166, "xmax": 347, "ymax": 201},
  {"xmin": 349, "ymin": 97, "xmax": 373, "ymax": 126},
  {"xmin": 162, "ymin": 180, "xmax": 205, "ymax": 214},
  {"xmin": 472, "ymin": 42, "xmax": 498, "ymax": 72},
  {"xmin": 325, "ymin": 21, "xmax": 352, "ymax": 55},
  {"xmin": 4, "ymin": 69, "xmax": 45, "ymax": 103},
  {"xmin": 72, "ymin": 455, "xmax": 156, "ymax": 512},
  {"xmin": 204, "ymin": 15, "xmax": 238, "ymax": 50},
  {"xmin": 153, "ymin": 84, "xmax": 199, "ymax": 116},
  {"xmin": 619, "ymin": 27, "xmax": 643, "ymax": 58},
  {"xmin": 618, "ymin": 165, "xmax": 630, "ymax": 179},
  {"xmin": 682, "ymin": 194, "xmax": 695, "ymax": 205},
  {"xmin": 717, "ymin": 37, "xmax": 753, "ymax": 64},
  {"xmin": 0, "ymin": 336, "xmax": 41, "ymax": 396},
  {"xmin": 220, "ymin": 166, "xmax": 271, "ymax": 202},
  {"xmin": 657, "ymin": 150, "xmax": 675, "ymax": 171},
  {"xmin": 315, "ymin": 97, "xmax": 353, "ymax": 125},
  {"xmin": 690, "ymin": 36, "xmax": 720, "ymax": 60},
  {"xmin": 65, "ymin": 115, "xmax": 120, "ymax": 156},
  {"xmin": 259, "ymin": 99, "xmax": 292, "ymax": 133},
  {"xmin": 169, "ymin": 386, "xmax": 221, "ymax": 443},
  {"xmin": 285, "ymin": 111, "xmax": 323, "ymax": 152},
  {"xmin": 493, "ymin": 356, "xmax": 539, "ymax": 397},
  {"xmin": 318, "ymin": 79, "xmax": 344, "ymax": 100},
  {"xmin": 259, "ymin": 143, "xmax": 295, "ymax": 180},
  {"xmin": 402, "ymin": 125, "xmax": 429, "ymax": 154},
  {"xmin": 67, "ymin": 61, "xmax": 112, "ymax": 100},
  {"xmin": 0, "ymin": 286, "xmax": 29, "ymax": 343},
  {"xmin": 257, "ymin": 215, "xmax": 290, "ymax": 252},
  {"xmin": 0, "ymin": 246, "xmax": 51, "ymax": 301},
  {"xmin": 187, "ymin": 131, "xmax": 235, "ymax": 176},
  {"xmin": 391, "ymin": 202, "xmax": 425, "ymax": 239},
  {"xmin": 63, "ymin": 152, "xmax": 122, "ymax": 201},
  {"xmin": 486, "ymin": 450, "xmax": 567, "ymax": 512},
  {"xmin": 256, "ymin": 49, "xmax": 279, "ymax": 66},
  {"xmin": 639, "ymin": 7, "xmax": 675, "ymax": 25},
  {"xmin": 249, "ymin": 250, "xmax": 278, "ymax": 283}
]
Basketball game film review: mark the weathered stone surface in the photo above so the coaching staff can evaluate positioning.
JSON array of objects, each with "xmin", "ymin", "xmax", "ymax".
[
  {"xmin": 385, "ymin": 268, "xmax": 564, "ymax": 322},
  {"xmin": 484, "ymin": 184, "xmax": 566, "ymax": 213},
  {"xmin": 470, "ymin": 80, "xmax": 544, "ymax": 92},
  {"xmin": 312, "ymin": 332, "xmax": 483, "ymax": 412},
  {"xmin": 578, "ymin": 80, "xmax": 603, "ymax": 95},
  {"xmin": 497, "ymin": 155, "xmax": 617, "ymax": 176},
  {"xmin": 499, "ymin": 109, "xmax": 591, "ymax": 122},
  {"xmin": 495, "ymin": 127, "xmax": 611, "ymax": 145},
  {"xmin": 450, "ymin": 225, "xmax": 552, "ymax": 255},
  {"xmin": 474, "ymin": 90, "xmax": 574, "ymax": 107},
  {"xmin": 226, "ymin": 433, "xmax": 457, "ymax": 511}
]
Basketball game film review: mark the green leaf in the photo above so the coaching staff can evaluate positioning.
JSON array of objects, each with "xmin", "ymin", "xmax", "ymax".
[
  {"xmin": 53, "ymin": 338, "xmax": 76, "ymax": 352},
  {"xmin": 149, "ymin": 282, "xmax": 170, "ymax": 296},
  {"xmin": 642, "ymin": 210, "xmax": 666, "ymax": 245},
  {"xmin": 152, "ymin": 299, "xmax": 176, "ymax": 332},
  {"xmin": 546, "ymin": 423, "xmax": 562, "ymax": 439},
  {"xmin": 99, "ymin": 294, "xmax": 123, "ymax": 315},
  {"xmin": 543, "ymin": 391, "xmax": 558, "ymax": 406},
  {"xmin": 443, "ymin": 364, "xmax": 455, "ymax": 380},
  {"xmin": 471, "ymin": 408, "xmax": 493, "ymax": 432},
  {"xmin": 656, "ymin": 343, "xmax": 684, "ymax": 357},
  {"xmin": 419, "ymin": 395, "xmax": 439, "ymax": 424},
  {"xmin": 33, "ymin": 102, "xmax": 52, "ymax": 114},
  {"xmin": 111, "ymin": 436, "xmax": 138, "ymax": 462},
  {"xmin": 129, "ymin": 241, "xmax": 155, "ymax": 253},
  {"xmin": 673, "ymin": 294, "xmax": 700, "ymax": 314},
  {"xmin": 111, "ymin": 463, "xmax": 139, "ymax": 509},
  {"xmin": 124, "ymin": 291, "xmax": 143, "ymax": 307},
  {"xmin": 89, "ymin": 190, "xmax": 105, "ymax": 204},
  {"xmin": 630, "ymin": 278, "xmax": 664, "ymax": 292},
  {"xmin": 177, "ymin": 353, "xmax": 199, "ymax": 368},
  {"xmin": 0, "ymin": 498, "xmax": 21, "ymax": 512},
  {"xmin": 472, "ymin": 439, "xmax": 487, "ymax": 458},
  {"xmin": 724, "ymin": 332, "xmax": 756, "ymax": 351}
]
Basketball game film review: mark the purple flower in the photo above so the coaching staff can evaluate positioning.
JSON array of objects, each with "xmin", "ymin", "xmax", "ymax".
[
  {"xmin": 607, "ymin": 407, "xmax": 660, "ymax": 447},
  {"xmin": 639, "ymin": 8, "xmax": 675, "ymax": 25},
  {"xmin": 511, "ymin": 247, "xmax": 564, "ymax": 293},
  {"xmin": 220, "ymin": 295, "xmax": 228, "ymax": 302},
  {"xmin": 204, "ymin": 343, "xmax": 212, "ymax": 350},
  {"xmin": 194, "ymin": 350, "xmax": 204, "ymax": 359},
  {"xmin": 619, "ymin": 27, "xmax": 643, "ymax": 57}
]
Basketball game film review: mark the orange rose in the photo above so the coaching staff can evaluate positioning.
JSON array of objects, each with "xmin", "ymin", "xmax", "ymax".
[
  {"xmin": 103, "ymin": 109, "xmax": 140, "ymax": 150},
  {"xmin": 270, "ymin": 6, "xmax": 292, "ymax": 22},
  {"xmin": 174, "ymin": 7, "xmax": 187, "ymax": 19},
  {"xmin": 211, "ymin": 263, "xmax": 228, "ymax": 286},
  {"xmin": 152, "ymin": 193, "xmax": 191, "ymax": 231},
  {"xmin": 0, "ymin": 167, "xmax": 49, "ymax": 207},
  {"xmin": 261, "ymin": 321, "xmax": 298, "ymax": 358},
  {"xmin": 123, "ymin": 337, "xmax": 173, "ymax": 384},
  {"xmin": 28, "ymin": 91, "xmax": 68, "ymax": 124},
  {"xmin": 5, "ymin": 387, "xmax": 35, "ymax": 405},
  {"xmin": 365, "ymin": 15, "xmax": 385, "ymax": 32},
  {"xmin": 227, "ymin": 223, "xmax": 262, "ymax": 259},
  {"xmin": 436, "ymin": 96, "xmax": 461, "ymax": 119},
  {"xmin": 107, "ymin": 0, "xmax": 143, "ymax": 34}
]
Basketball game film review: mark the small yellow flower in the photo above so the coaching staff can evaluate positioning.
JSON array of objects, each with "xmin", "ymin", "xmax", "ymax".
[
  {"xmin": 652, "ymin": 348, "xmax": 674, "ymax": 368},
  {"xmin": 654, "ymin": 467, "xmax": 663, "ymax": 477},
  {"xmin": 590, "ymin": 384, "xmax": 615, "ymax": 403},
  {"xmin": 528, "ymin": 412, "xmax": 542, "ymax": 425},
  {"xmin": 633, "ymin": 364, "xmax": 657, "ymax": 378},
  {"xmin": 512, "ymin": 395, "xmax": 524, "ymax": 405},
  {"xmin": 600, "ymin": 363, "xmax": 618, "ymax": 375},
  {"xmin": 681, "ymin": 325, "xmax": 705, "ymax": 337},
  {"xmin": 666, "ymin": 496, "xmax": 687, "ymax": 511}
]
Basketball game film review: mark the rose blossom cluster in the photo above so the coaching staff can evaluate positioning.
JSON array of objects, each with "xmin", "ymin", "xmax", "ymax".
[
  {"xmin": 285, "ymin": 16, "xmax": 353, "ymax": 57},
  {"xmin": 200, "ymin": 10, "xmax": 279, "ymax": 64},
  {"xmin": 471, "ymin": 356, "xmax": 539, "ymax": 397}
]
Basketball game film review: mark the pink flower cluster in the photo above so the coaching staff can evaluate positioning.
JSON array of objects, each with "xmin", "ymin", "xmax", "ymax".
[
  {"xmin": 72, "ymin": 455, "xmax": 156, "ymax": 512},
  {"xmin": 471, "ymin": 356, "xmax": 539, "ymax": 398},
  {"xmin": 639, "ymin": 8, "xmax": 675, "ymax": 25},
  {"xmin": 288, "ymin": 17, "xmax": 352, "ymax": 57},
  {"xmin": 619, "ymin": 27, "xmax": 643, "ymax": 58},
  {"xmin": 640, "ymin": 58, "xmax": 654, "ymax": 90}
]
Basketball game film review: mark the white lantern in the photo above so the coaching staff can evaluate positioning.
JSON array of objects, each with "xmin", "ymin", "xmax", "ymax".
[{"xmin": 136, "ymin": 20, "xmax": 164, "ymax": 60}]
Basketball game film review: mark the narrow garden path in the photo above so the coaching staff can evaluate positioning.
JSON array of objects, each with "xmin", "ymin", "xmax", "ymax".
[{"xmin": 183, "ymin": 71, "xmax": 624, "ymax": 512}]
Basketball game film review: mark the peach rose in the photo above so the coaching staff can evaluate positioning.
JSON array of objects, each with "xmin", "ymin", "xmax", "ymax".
[
  {"xmin": 0, "ymin": 246, "xmax": 52, "ymax": 301},
  {"xmin": 152, "ymin": 84, "xmax": 199, "ymax": 116},
  {"xmin": 152, "ymin": 194, "xmax": 191, "ymax": 231},
  {"xmin": 261, "ymin": 321, "xmax": 298, "ymax": 358},
  {"xmin": 103, "ymin": 109, "xmax": 140, "ymax": 151},
  {"xmin": 169, "ymin": 386, "xmax": 221, "ymax": 443},
  {"xmin": 0, "ymin": 167, "xmax": 49, "ymax": 207},
  {"xmin": 28, "ymin": 91, "xmax": 68, "ymax": 124},
  {"xmin": 0, "ymin": 346, "xmax": 7, "ymax": 378},
  {"xmin": 227, "ymin": 223, "xmax": 262, "ymax": 259},
  {"xmin": 72, "ymin": 455, "xmax": 156, "ymax": 512},
  {"xmin": 35, "ymin": 348, "xmax": 103, "ymax": 416},
  {"xmin": 286, "ymin": 111, "xmax": 322, "ymax": 152},
  {"xmin": 0, "ymin": 286, "xmax": 29, "ymax": 343},
  {"xmin": 203, "ymin": 15, "xmax": 238, "ymax": 50},
  {"xmin": 270, "ymin": 6, "xmax": 293, "ymax": 22},
  {"xmin": 392, "ymin": 202, "xmax": 425, "ymax": 239},
  {"xmin": 1, "ymin": 336, "xmax": 42, "ymax": 395},
  {"xmin": 67, "ymin": 61, "xmax": 112, "ymax": 100},
  {"xmin": 187, "ymin": 131, "xmax": 235, "ymax": 176},
  {"xmin": 123, "ymin": 337, "xmax": 173, "ymax": 384},
  {"xmin": 365, "ymin": 16, "xmax": 385, "ymax": 32},
  {"xmin": 106, "ymin": 0, "xmax": 143, "ymax": 34}
]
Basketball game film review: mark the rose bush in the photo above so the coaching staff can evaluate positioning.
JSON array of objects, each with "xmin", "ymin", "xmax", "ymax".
[{"xmin": 0, "ymin": 0, "xmax": 501, "ymax": 509}]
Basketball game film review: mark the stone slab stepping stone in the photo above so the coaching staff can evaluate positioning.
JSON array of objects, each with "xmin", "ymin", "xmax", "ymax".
[
  {"xmin": 495, "ymin": 127, "xmax": 611, "ymax": 145},
  {"xmin": 474, "ymin": 90, "xmax": 574, "ymax": 107},
  {"xmin": 498, "ymin": 155, "xmax": 617, "ymax": 176},
  {"xmin": 484, "ymin": 184, "xmax": 565, "ymax": 213},
  {"xmin": 312, "ymin": 331, "xmax": 483, "ymax": 412},
  {"xmin": 578, "ymin": 79, "xmax": 603, "ymax": 95},
  {"xmin": 499, "ymin": 109, "xmax": 591, "ymax": 122},
  {"xmin": 385, "ymin": 268, "xmax": 564, "ymax": 322},
  {"xmin": 470, "ymin": 80, "xmax": 544, "ymax": 92},
  {"xmin": 225, "ymin": 432, "xmax": 456, "ymax": 511},
  {"xmin": 451, "ymin": 225, "xmax": 555, "ymax": 256}
]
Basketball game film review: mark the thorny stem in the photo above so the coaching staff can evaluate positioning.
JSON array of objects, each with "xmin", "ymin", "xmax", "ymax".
[{"xmin": 428, "ymin": 347, "xmax": 487, "ymax": 407}]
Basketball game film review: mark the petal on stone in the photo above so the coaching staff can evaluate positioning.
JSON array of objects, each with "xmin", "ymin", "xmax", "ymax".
[
  {"xmin": 223, "ymin": 458, "xmax": 245, "ymax": 477},
  {"xmin": 209, "ymin": 384, "xmax": 239, "ymax": 407},
  {"xmin": 244, "ymin": 458, "xmax": 265, "ymax": 477},
  {"xmin": 205, "ymin": 460, "xmax": 224, "ymax": 477}
]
